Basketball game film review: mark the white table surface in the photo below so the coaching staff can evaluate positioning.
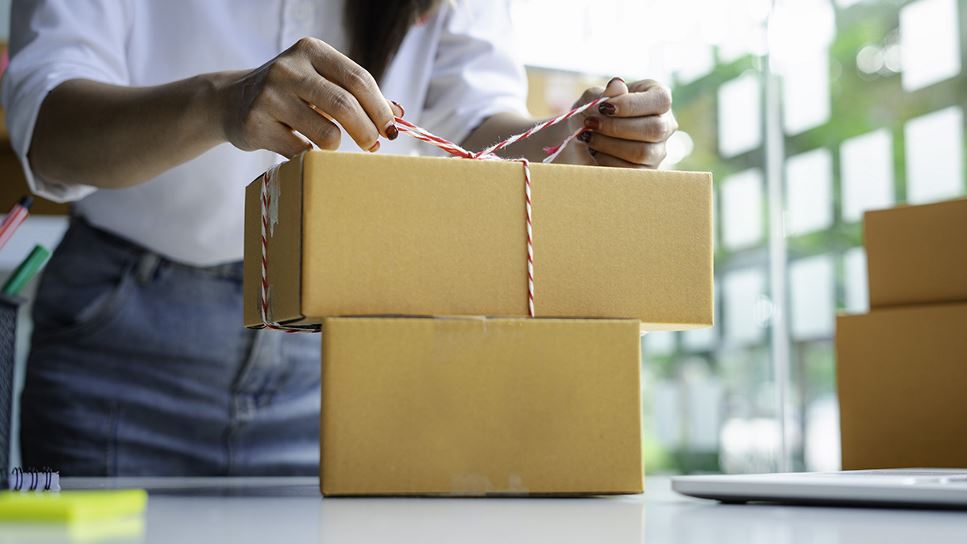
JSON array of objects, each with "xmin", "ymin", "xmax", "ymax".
[{"xmin": 4, "ymin": 476, "xmax": 967, "ymax": 543}]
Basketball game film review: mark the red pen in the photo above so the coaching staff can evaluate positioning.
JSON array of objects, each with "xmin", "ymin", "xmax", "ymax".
[{"xmin": 0, "ymin": 196, "xmax": 33, "ymax": 252}]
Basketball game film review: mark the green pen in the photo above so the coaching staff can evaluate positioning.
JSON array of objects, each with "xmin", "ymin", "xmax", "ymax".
[{"xmin": 2, "ymin": 245, "xmax": 50, "ymax": 297}]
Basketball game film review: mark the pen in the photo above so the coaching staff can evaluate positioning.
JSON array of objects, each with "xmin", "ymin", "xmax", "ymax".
[
  {"xmin": 1, "ymin": 244, "xmax": 50, "ymax": 297},
  {"xmin": 0, "ymin": 196, "xmax": 33, "ymax": 252}
]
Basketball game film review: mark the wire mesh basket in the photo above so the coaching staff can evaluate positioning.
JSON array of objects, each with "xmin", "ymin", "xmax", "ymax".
[{"xmin": 0, "ymin": 294, "xmax": 22, "ymax": 489}]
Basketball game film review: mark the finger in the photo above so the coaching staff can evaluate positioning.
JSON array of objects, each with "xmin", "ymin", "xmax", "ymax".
[
  {"xmin": 575, "ymin": 86, "xmax": 605, "ymax": 108},
  {"xmin": 583, "ymin": 112, "xmax": 677, "ymax": 143},
  {"xmin": 297, "ymin": 75, "xmax": 380, "ymax": 152},
  {"xmin": 263, "ymin": 122, "xmax": 312, "ymax": 159},
  {"xmin": 580, "ymin": 131, "xmax": 666, "ymax": 166},
  {"xmin": 301, "ymin": 39, "xmax": 398, "ymax": 141},
  {"xmin": 627, "ymin": 78, "xmax": 664, "ymax": 93},
  {"xmin": 603, "ymin": 76, "xmax": 629, "ymax": 98},
  {"xmin": 599, "ymin": 81, "xmax": 672, "ymax": 118},
  {"xmin": 588, "ymin": 149, "xmax": 650, "ymax": 170},
  {"xmin": 594, "ymin": 77, "xmax": 629, "ymax": 116},
  {"xmin": 389, "ymin": 99, "xmax": 405, "ymax": 118},
  {"xmin": 279, "ymin": 101, "xmax": 342, "ymax": 150}
]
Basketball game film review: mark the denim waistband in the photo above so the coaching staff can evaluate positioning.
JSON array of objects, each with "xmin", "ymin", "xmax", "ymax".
[{"xmin": 70, "ymin": 215, "xmax": 244, "ymax": 281}]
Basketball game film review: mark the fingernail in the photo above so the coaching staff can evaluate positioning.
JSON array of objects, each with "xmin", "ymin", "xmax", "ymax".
[
  {"xmin": 599, "ymin": 102, "xmax": 616, "ymax": 116},
  {"xmin": 368, "ymin": 141, "xmax": 381, "ymax": 153},
  {"xmin": 584, "ymin": 117, "xmax": 600, "ymax": 131},
  {"xmin": 391, "ymin": 100, "xmax": 406, "ymax": 117},
  {"xmin": 385, "ymin": 121, "xmax": 399, "ymax": 141},
  {"xmin": 607, "ymin": 76, "xmax": 625, "ymax": 87},
  {"xmin": 577, "ymin": 130, "xmax": 592, "ymax": 143},
  {"xmin": 588, "ymin": 148, "xmax": 598, "ymax": 157}
]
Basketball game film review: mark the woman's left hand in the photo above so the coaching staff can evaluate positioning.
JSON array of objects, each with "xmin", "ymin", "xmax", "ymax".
[{"xmin": 569, "ymin": 77, "xmax": 677, "ymax": 169}]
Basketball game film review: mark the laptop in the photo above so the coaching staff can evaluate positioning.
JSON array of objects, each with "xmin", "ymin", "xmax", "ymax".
[{"xmin": 672, "ymin": 469, "xmax": 967, "ymax": 508}]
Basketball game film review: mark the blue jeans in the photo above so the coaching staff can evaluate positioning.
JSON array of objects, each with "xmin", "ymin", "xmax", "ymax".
[{"xmin": 21, "ymin": 219, "xmax": 321, "ymax": 476}]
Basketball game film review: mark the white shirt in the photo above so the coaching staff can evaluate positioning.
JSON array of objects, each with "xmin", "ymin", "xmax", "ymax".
[{"xmin": 2, "ymin": 0, "xmax": 528, "ymax": 266}]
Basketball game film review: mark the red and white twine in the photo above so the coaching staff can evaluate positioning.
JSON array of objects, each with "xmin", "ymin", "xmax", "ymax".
[{"xmin": 258, "ymin": 96, "xmax": 609, "ymax": 331}]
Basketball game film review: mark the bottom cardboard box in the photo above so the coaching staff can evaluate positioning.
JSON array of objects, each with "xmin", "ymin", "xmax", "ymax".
[
  {"xmin": 320, "ymin": 317, "xmax": 644, "ymax": 496},
  {"xmin": 836, "ymin": 302, "xmax": 967, "ymax": 470}
]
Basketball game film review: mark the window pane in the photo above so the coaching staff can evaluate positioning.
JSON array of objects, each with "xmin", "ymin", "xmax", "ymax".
[
  {"xmin": 785, "ymin": 148, "xmax": 833, "ymax": 236},
  {"xmin": 789, "ymin": 255, "xmax": 835, "ymax": 340},
  {"xmin": 683, "ymin": 327, "xmax": 716, "ymax": 352},
  {"xmin": 721, "ymin": 169, "xmax": 764, "ymax": 250},
  {"xmin": 675, "ymin": 44, "xmax": 715, "ymax": 84},
  {"xmin": 643, "ymin": 331, "xmax": 676, "ymax": 357},
  {"xmin": 905, "ymin": 106, "xmax": 965, "ymax": 204},
  {"xmin": 841, "ymin": 129, "xmax": 895, "ymax": 222},
  {"xmin": 843, "ymin": 247, "xmax": 869, "ymax": 314},
  {"xmin": 805, "ymin": 395, "xmax": 841, "ymax": 471},
  {"xmin": 723, "ymin": 268, "xmax": 766, "ymax": 345},
  {"xmin": 652, "ymin": 380, "xmax": 682, "ymax": 449},
  {"xmin": 685, "ymin": 377, "xmax": 724, "ymax": 450},
  {"xmin": 900, "ymin": 0, "xmax": 962, "ymax": 91},
  {"xmin": 782, "ymin": 51, "xmax": 830, "ymax": 134},
  {"xmin": 718, "ymin": 73, "xmax": 762, "ymax": 157}
]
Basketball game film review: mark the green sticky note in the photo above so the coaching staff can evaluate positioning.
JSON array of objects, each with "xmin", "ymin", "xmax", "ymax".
[{"xmin": 0, "ymin": 489, "xmax": 147, "ymax": 523}]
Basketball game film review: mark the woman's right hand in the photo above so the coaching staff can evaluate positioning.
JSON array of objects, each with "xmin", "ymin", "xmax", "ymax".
[{"xmin": 218, "ymin": 37, "xmax": 401, "ymax": 158}]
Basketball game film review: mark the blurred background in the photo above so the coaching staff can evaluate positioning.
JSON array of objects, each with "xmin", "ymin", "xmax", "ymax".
[
  {"xmin": 0, "ymin": 0, "xmax": 965, "ymax": 474},
  {"xmin": 511, "ymin": 0, "xmax": 966, "ymax": 474}
]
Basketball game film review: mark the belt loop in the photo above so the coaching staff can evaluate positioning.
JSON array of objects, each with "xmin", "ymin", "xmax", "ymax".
[{"xmin": 136, "ymin": 252, "xmax": 162, "ymax": 284}]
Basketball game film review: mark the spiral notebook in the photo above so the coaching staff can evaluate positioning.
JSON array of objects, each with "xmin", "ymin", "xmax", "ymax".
[{"xmin": 8, "ymin": 468, "xmax": 60, "ymax": 492}]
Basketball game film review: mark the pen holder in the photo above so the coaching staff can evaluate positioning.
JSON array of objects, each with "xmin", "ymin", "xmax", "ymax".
[{"xmin": 0, "ymin": 294, "xmax": 22, "ymax": 489}]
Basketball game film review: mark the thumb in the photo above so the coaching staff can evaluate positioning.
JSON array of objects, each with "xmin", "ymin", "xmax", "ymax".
[{"xmin": 573, "ymin": 85, "xmax": 605, "ymax": 108}]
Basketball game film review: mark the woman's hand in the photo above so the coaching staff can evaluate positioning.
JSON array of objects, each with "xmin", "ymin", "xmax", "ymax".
[
  {"xmin": 219, "ymin": 37, "xmax": 402, "ymax": 158},
  {"xmin": 30, "ymin": 37, "xmax": 406, "ymax": 190},
  {"xmin": 570, "ymin": 77, "xmax": 677, "ymax": 169}
]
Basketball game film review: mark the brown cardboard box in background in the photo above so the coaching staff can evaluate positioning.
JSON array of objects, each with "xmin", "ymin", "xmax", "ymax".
[
  {"xmin": 864, "ymin": 198, "xmax": 967, "ymax": 308},
  {"xmin": 320, "ymin": 317, "xmax": 643, "ymax": 496},
  {"xmin": 243, "ymin": 150, "xmax": 713, "ymax": 330},
  {"xmin": 836, "ymin": 302, "xmax": 967, "ymax": 470}
]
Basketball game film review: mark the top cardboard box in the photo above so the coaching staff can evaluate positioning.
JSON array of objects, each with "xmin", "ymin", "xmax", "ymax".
[
  {"xmin": 243, "ymin": 150, "xmax": 713, "ymax": 330},
  {"xmin": 864, "ymin": 197, "xmax": 967, "ymax": 308}
]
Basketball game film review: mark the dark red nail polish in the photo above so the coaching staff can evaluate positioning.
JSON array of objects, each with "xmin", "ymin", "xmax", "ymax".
[
  {"xmin": 584, "ymin": 117, "xmax": 600, "ymax": 131},
  {"xmin": 577, "ymin": 130, "xmax": 592, "ymax": 143},
  {"xmin": 385, "ymin": 122, "xmax": 399, "ymax": 140},
  {"xmin": 599, "ymin": 103, "xmax": 616, "ymax": 116},
  {"xmin": 391, "ymin": 100, "xmax": 406, "ymax": 117},
  {"xmin": 588, "ymin": 148, "xmax": 598, "ymax": 157},
  {"xmin": 607, "ymin": 76, "xmax": 625, "ymax": 87}
]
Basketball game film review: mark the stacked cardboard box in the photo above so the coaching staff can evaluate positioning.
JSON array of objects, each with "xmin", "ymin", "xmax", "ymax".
[
  {"xmin": 245, "ymin": 150, "xmax": 714, "ymax": 495},
  {"xmin": 837, "ymin": 197, "xmax": 967, "ymax": 470}
]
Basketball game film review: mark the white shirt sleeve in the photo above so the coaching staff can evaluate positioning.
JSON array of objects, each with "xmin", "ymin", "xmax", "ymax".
[
  {"xmin": 1, "ymin": 0, "xmax": 132, "ymax": 203},
  {"xmin": 420, "ymin": 0, "xmax": 529, "ymax": 148}
]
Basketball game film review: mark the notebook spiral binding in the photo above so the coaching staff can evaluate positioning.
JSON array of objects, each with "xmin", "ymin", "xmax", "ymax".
[{"xmin": 8, "ymin": 467, "xmax": 60, "ymax": 492}]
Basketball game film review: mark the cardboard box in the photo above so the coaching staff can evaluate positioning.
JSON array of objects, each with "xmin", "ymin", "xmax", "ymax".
[
  {"xmin": 320, "ymin": 317, "xmax": 643, "ymax": 496},
  {"xmin": 836, "ymin": 302, "xmax": 967, "ymax": 470},
  {"xmin": 243, "ymin": 150, "xmax": 713, "ymax": 330},
  {"xmin": 865, "ymin": 198, "xmax": 967, "ymax": 308}
]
